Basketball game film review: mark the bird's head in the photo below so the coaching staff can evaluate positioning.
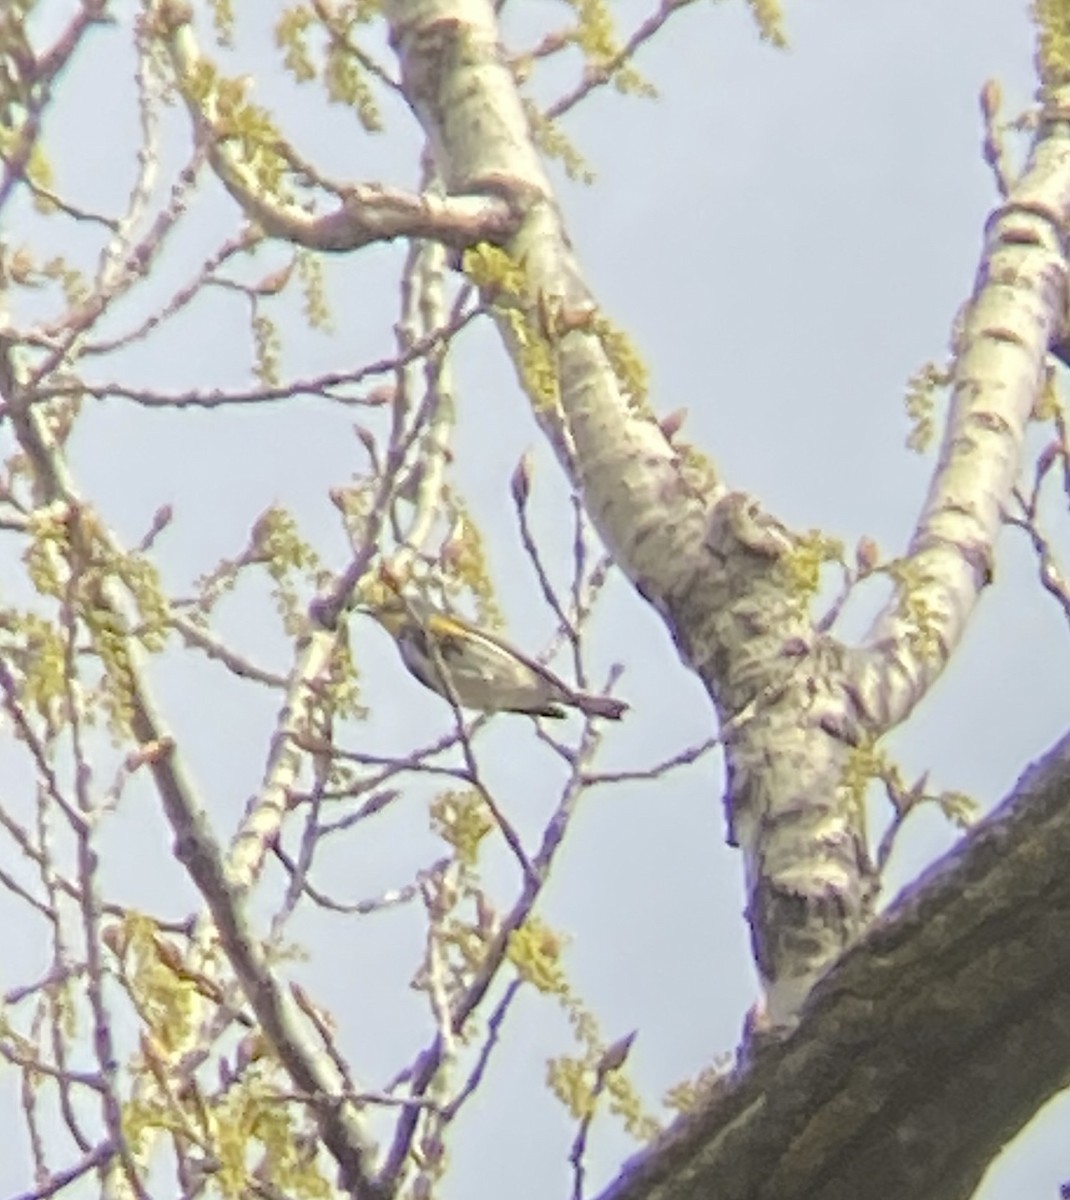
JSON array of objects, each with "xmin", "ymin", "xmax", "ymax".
[{"xmin": 356, "ymin": 575, "xmax": 424, "ymax": 637}]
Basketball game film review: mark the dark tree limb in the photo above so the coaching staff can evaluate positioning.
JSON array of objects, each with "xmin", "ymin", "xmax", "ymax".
[{"xmin": 600, "ymin": 730, "xmax": 1070, "ymax": 1200}]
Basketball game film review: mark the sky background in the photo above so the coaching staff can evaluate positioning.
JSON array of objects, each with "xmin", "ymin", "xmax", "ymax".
[{"xmin": 1, "ymin": 1, "xmax": 1066, "ymax": 1198}]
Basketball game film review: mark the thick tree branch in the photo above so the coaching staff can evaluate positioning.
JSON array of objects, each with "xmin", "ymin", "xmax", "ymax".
[
  {"xmin": 383, "ymin": 0, "xmax": 713, "ymax": 583},
  {"xmin": 382, "ymin": 0, "xmax": 869, "ymax": 1022},
  {"xmin": 599, "ymin": 729, "xmax": 1070, "ymax": 1200},
  {"xmin": 154, "ymin": 1, "xmax": 519, "ymax": 252},
  {"xmin": 380, "ymin": 0, "xmax": 1070, "ymax": 1030},
  {"xmin": 856, "ymin": 104, "xmax": 1070, "ymax": 727}
]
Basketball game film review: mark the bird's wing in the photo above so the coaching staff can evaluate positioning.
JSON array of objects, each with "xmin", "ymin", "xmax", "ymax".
[{"xmin": 438, "ymin": 621, "xmax": 573, "ymax": 694}]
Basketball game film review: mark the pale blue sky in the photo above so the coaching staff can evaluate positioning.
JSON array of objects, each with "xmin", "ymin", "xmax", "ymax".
[{"xmin": 1, "ymin": 2, "xmax": 1063, "ymax": 1198}]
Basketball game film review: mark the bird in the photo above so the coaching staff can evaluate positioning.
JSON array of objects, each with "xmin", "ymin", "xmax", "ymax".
[{"xmin": 361, "ymin": 590, "xmax": 627, "ymax": 720}]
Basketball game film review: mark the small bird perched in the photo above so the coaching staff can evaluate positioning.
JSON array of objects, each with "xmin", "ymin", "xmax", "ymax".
[{"xmin": 361, "ymin": 591, "xmax": 627, "ymax": 720}]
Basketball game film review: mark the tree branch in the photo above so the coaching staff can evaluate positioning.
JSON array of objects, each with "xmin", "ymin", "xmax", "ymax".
[
  {"xmin": 381, "ymin": 0, "xmax": 869, "ymax": 1023},
  {"xmin": 857, "ymin": 114, "xmax": 1070, "ymax": 726},
  {"xmin": 380, "ymin": 0, "xmax": 1070, "ymax": 1031},
  {"xmin": 599, "ymin": 728, "xmax": 1070, "ymax": 1200},
  {"xmin": 154, "ymin": 0, "xmax": 519, "ymax": 252}
]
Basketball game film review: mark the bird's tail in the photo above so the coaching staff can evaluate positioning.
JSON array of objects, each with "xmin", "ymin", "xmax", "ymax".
[{"xmin": 573, "ymin": 692, "xmax": 628, "ymax": 721}]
